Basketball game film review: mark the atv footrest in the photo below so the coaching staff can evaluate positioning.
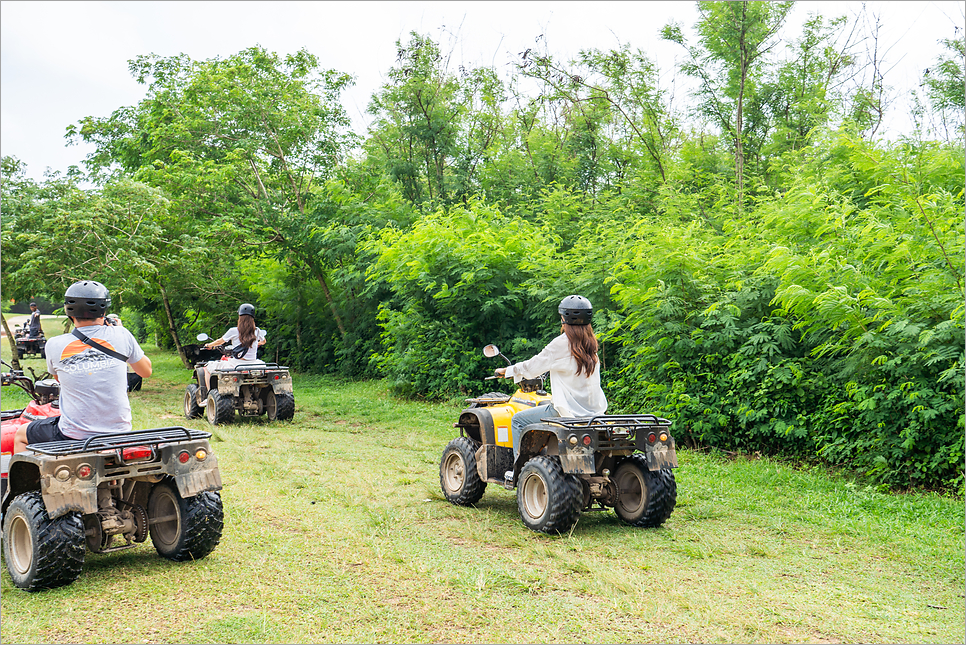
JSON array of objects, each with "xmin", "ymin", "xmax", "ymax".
[{"xmin": 28, "ymin": 426, "xmax": 212, "ymax": 456}]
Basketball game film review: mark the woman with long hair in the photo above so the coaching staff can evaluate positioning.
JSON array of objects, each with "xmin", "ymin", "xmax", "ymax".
[
  {"xmin": 495, "ymin": 295, "xmax": 608, "ymax": 463},
  {"xmin": 204, "ymin": 303, "xmax": 267, "ymax": 371}
]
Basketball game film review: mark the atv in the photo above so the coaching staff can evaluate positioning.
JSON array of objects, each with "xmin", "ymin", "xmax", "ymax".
[
  {"xmin": 183, "ymin": 333, "xmax": 294, "ymax": 425},
  {"xmin": 2, "ymin": 425, "xmax": 224, "ymax": 591},
  {"xmin": 13, "ymin": 325, "xmax": 46, "ymax": 360},
  {"xmin": 1, "ymin": 360, "xmax": 60, "ymax": 499},
  {"xmin": 440, "ymin": 344, "xmax": 678, "ymax": 535}
]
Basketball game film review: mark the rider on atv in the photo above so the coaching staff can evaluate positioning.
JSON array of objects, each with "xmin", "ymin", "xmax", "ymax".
[
  {"xmin": 201, "ymin": 303, "xmax": 267, "ymax": 378},
  {"xmin": 494, "ymin": 295, "xmax": 608, "ymax": 463},
  {"xmin": 13, "ymin": 280, "xmax": 153, "ymax": 454}
]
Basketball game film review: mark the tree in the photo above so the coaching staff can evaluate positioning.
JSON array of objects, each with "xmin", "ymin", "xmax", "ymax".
[
  {"xmin": 518, "ymin": 43, "xmax": 677, "ymax": 189},
  {"xmin": 0, "ymin": 156, "xmax": 229, "ymax": 365},
  {"xmin": 663, "ymin": 1, "xmax": 794, "ymax": 211},
  {"xmin": 365, "ymin": 33, "xmax": 462, "ymax": 205},
  {"xmin": 920, "ymin": 34, "xmax": 966, "ymax": 141},
  {"xmin": 69, "ymin": 46, "xmax": 356, "ymax": 341}
]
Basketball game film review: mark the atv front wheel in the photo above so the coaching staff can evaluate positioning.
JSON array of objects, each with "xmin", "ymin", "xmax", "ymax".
[
  {"xmin": 516, "ymin": 456, "xmax": 582, "ymax": 535},
  {"xmin": 184, "ymin": 384, "xmax": 202, "ymax": 419},
  {"xmin": 613, "ymin": 454, "xmax": 677, "ymax": 528},
  {"xmin": 147, "ymin": 480, "xmax": 223, "ymax": 562},
  {"xmin": 440, "ymin": 437, "xmax": 486, "ymax": 506},
  {"xmin": 205, "ymin": 391, "xmax": 234, "ymax": 425},
  {"xmin": 2, "ymin": 491, "xmax": 85, "ymax": 591}
]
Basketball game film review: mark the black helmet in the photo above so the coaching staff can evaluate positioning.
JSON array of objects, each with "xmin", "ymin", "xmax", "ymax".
[
  {"xmin": 238, "ymin": 303, "xmax": 256, "ymax": 317},
  {"xmin": 64, "ymin": 281, "xmax": 111, "ymax": 319},
  {"xmin": 64, "ymin": 280, "xmax": 111, "ymax": 320},
  {"xmin": 558, "ymin": 295, "xmax": 593, "ymax": 325}
]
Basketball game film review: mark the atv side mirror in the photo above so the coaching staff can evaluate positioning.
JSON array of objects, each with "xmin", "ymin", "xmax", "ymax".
[
  {"xmin": 483, "ymin": 344, "xmax": 512, "ymax": 365},
  {"xmin": 196, "ymin": 333, "xmax": 210, "ymax": 342}
]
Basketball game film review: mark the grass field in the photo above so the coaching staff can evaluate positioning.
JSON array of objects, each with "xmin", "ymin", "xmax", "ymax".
[{"xmin": 1, "ymin": 327, "xmax": 964, "ymax": 644}]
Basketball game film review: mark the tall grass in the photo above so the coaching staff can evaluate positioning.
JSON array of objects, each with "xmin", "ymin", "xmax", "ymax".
[{"xmin": 1, "ymin": 341, "xmax": 963, "ymax": 644}]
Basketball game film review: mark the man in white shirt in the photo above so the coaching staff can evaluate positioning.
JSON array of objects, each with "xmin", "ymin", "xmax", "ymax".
[{"xmin": 14, "ymin": 281, "xmax": 152, "ymax": 453}]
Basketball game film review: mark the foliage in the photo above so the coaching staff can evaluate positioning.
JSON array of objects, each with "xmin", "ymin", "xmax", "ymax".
[
  {"xmin": 3, "ymin": 13, "xmax": 964, "ymax": 492},
  {"xmin": 368, "ymin": 198, "xmax": 554, "ymax": 396}
]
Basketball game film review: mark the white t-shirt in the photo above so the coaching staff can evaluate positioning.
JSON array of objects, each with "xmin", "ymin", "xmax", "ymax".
[
  {"xmin": 220, "ymin": 326, "xmax": 266, "ymax": 361},
  {"xmin": 44, "ymin": 324, "xmax": 146, "ymax": 440},
  {"xmin": 506, "ymin": 333, "xmax": 608, "ymax": 418}
]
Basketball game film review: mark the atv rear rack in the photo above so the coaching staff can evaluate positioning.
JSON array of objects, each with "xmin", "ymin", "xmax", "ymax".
[
  {"xmin": 544, "ymin": 414, "xmax": 670, "ymax": 438},
  {"xmin": 27, "ymin": 426, "xmax": 213, "ymax": 457},
  {"xmin": 213, "ymin": 363, "xmax": 289, "ymax": 373},
  {"xmin": 544, "ymin": 414, "xmax": 671, "ymax": 429}
]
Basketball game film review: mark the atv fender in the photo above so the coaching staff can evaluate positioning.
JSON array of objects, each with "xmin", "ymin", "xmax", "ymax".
[
  {"xmin": 269, "ymin": 371, "xmax": 293, "ymax": 394},
  {"xmin": 193, "ymin": 366, "xmax": 210, "ymax": 398},
  {"xmin": 514, "ymin": 423, "xmax": 596, "ymax": 477}
]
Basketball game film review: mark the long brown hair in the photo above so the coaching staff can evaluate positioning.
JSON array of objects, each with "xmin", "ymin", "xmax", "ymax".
[
  {"xmin": 237, "ymin": 314, "xmax": 257, "ymax": 350},
  {"xmin": 562, "ymin": 323, "xmax": 599, "ymax": 377}
]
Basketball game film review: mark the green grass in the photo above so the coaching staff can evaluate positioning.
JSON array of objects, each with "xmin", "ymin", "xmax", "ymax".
[{"xmin": 1, "ymin": 338, "xmax": 964, "ymax": 644}]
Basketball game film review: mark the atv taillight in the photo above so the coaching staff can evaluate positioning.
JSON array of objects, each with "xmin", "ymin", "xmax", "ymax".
[
  {"xmin": 178, "ymin": 450, "xmax": 191, "ymax": 463},
  {"xmin": 582, "ymin": 434, "xmax": 592, "ymax": 446},
  {"xmin": 77, "ymin": 464, "xmax": 93, "ymax": 479},
  {"xmin": 121, "ymin": 446, "xmax": 153, "ymax": 461},
  {"xmin": 274, "ymin": 375, "xmax": 280, "ymax": 380},
  {"xmin": 195, "ymin": 448, "xmax": 208, "ymax": 461},
  {"xmin": 647, "ymin": 432, "xmax": 657, "ymax": 443}
]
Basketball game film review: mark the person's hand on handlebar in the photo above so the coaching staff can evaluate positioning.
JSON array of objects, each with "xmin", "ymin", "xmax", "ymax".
[{"xmin": 494, "ymin": 367, "xmax": 507, "ymax": 377}]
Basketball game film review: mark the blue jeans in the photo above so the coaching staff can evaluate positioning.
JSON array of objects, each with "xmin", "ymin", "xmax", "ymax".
[{"xmin": 511, "ymin": 403, "xmax": 557, "ymax": 460}]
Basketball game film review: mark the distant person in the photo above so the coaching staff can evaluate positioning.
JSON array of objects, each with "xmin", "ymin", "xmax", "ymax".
[
  {"xmin": 27, "ymin": 302, "xmax": 42, "ymax": 338},
  {"xmin": 13, "ymin": 281, "xmax": 152, "ymax": 453}
]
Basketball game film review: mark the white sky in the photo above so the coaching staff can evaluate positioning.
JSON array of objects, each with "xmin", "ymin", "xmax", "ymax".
[{"xmin": 1, "ymin": 1, "xmax": 963, "ymax": 182}]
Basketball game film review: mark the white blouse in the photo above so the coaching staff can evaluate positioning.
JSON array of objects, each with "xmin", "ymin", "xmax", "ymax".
[{"xmin": 506, "ymin": 333, "xmax": 608, "ymax": 418}]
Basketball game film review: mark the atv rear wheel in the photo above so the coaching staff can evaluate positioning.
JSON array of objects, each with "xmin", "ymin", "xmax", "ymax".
[
  {"xmin": 275, "ymin": 392, "xmax": 295, "ymax": 421},
  {"xmin": 147, "ymin": 480, "xmax": 223, "ymax": 562},
  {"xmin": 440, "ymin": 437, "xmax": 486, "ymax": 506},
  {"xmin": 2, "ymin": 491, "xmax": 85, "ymax": 591},
  {"xmin": 205, "ymin": 391, "xmax": 234, "ymax": 425},
  {"xmin": 613, "ymin": 454, "xmax": 677, "ymax": 528},
  {"xmin": 184, "ymin": 384, "xmax": 202, "ymax": 419},
  {"xmin": 517, "ymin": 456, "xmax": 582, "ymax": 534}
]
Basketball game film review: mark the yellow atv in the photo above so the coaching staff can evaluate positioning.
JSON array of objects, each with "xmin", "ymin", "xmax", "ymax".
[{"xmin": 440, "ymin": 344, "xmax": 678, "ymax": 534}]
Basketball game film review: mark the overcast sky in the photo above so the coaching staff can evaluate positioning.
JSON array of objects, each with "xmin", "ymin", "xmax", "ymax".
[{"xmin": 1, "ymin": 1, "xmax": 963, "ymax": 182}]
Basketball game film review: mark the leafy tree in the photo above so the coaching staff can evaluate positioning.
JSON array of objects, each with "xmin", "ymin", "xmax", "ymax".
[
  {"xmin": 663, "ymin": 1, "xmax": 795, "ymax": 210},
  {"xmin": 69, "ymin": 46, "xmax": 356, "ymax": 342},
  {"xmin": 919, "ymin": 34, "xmax": 966, "ymax": 142},
  {"xmin": 518, "ymin": 43, "xmax": 677, "ymax": 190},
  {"xmin": 365, "ymin": 33, "xmax": 462, "ymax": 205}
]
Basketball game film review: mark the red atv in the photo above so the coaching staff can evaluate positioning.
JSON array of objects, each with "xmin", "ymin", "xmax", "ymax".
[
  {"xmin": 1, "ymin": 360, "xmax": 60, "ymax": 499},
  {"xmin": 1, "ymin": 359, "xmax": 224, "ymax": 591}
]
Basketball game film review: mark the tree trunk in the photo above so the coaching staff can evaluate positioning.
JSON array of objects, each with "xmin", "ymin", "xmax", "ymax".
[
  {"xmin": 315, "ymin": 270, "xmax": 347, "ymax": 340},
  {"xmin": 1, "ymin": 312, "xmax": 22, "ymax": 372},
  {"xmin": 159, "ymin": 282, "xmax": 190, "ymax": 368},
  {"xmin": 735, "ymin": 2, "xmax": 748, "ymax": 215}
]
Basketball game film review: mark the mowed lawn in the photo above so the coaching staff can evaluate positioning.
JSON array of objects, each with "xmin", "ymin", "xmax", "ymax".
[{"xmin": 1, "ymin": 337, "xmax": 963, "ymax": 644}]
